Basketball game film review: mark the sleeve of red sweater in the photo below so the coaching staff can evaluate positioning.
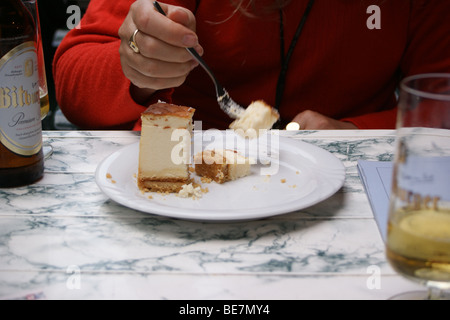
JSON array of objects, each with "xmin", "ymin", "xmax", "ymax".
[
  {"xmin": 342, "ymin": 0, "xmax": 450, "ymax": 129},
  {"xmin": 53, "ymin": 0, "xmax": 194, "ymax": 130}
]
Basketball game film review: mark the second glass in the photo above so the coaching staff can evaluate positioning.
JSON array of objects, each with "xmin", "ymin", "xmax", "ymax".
[{"xmin": 386, "ymin": 73, "xmax": 450, "ymax": 299}]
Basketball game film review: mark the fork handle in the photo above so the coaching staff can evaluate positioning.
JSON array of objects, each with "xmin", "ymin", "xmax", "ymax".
[
  {"xmin": 152, "ymin": 1, "xmax": 225, "ymax": 97},
  {"xmin": 185, "ymin": 48, "xmax": 225, "ymax": 97}
]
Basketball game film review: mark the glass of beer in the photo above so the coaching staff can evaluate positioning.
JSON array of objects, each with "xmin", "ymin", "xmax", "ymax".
[
  {"xmin": 386, "ymin": 73, "xmax": 450, "ymax": 300},
  {"xmin": 22, "ymin": 0, "xmax": 52, "ymax": 158}
]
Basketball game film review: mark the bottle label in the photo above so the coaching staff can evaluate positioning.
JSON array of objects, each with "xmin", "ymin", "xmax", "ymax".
[{"xmin": 0, "ymin": 41, "xmax": 42, "ymax": 156}]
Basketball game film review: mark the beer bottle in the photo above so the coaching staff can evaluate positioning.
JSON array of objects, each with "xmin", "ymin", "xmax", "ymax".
[{"xmin": 0, "ymin": 0, "xmax": 44, "ymax": 187}]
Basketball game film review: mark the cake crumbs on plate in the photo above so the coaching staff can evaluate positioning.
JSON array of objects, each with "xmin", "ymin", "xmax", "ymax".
[
  {"xmin": 200, "ymin": 176, "xmax": 213, "ymax": 184},
  {"xmin": 280, "ymin": 179, "xmax": 287, "ymax": 184},
  {"xmin": 106, "ymin": 173, "xmax": 116, "ymax": 184},
  {"xmin": 178, "ymin": 183, "xmax": 205, "ymax": 199}
]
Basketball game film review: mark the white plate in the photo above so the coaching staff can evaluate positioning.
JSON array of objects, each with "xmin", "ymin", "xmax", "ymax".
[{"xmin": 95, "ymin": 132, "xmax": 345, "ymax": 221}]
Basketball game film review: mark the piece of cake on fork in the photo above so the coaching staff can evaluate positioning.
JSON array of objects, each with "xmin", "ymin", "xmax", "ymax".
[
  {"xmin": 229, "ymin": 100, "xmax": 279, "ymax": 138},
  {"xmin": 137, "ymin": 102, "xmax": 195, "ymax": 193}
]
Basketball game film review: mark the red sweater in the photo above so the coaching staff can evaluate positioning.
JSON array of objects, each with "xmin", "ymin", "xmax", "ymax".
[{"xmin": 53, "ymin": 0, "xmax": 450, "ymax": 130}]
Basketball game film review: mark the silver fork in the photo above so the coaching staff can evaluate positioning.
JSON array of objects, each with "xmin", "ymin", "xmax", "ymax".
[{"xmin": 153, "ymin": 1, "xmax": 245, "ymax": 119}]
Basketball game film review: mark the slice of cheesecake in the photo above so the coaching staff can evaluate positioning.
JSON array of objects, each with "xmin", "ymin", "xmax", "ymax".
[
  {"xmin": 194, "ymin": 149, "xmax": 251, "ymax": 184},
  {"xmin": 138, "ymin": 102, "xmax": 195, "ymax": 193},
  {"xmin": 230, "ymin": 100, "xmax": 280, "ymax": 138}
]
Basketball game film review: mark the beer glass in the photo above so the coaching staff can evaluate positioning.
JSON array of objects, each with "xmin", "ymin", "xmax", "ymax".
[
  {"xmin": 22, "ymin": 0, "xmax": 52, "ymax": 158},
  {"xmin": 386, "ymin": 74, "xmax": 450, "ymax": 300}
]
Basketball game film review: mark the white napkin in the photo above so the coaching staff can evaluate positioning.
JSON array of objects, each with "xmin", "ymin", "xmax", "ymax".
[{"xmin": 357, "ymin": 160, "xmax": 393, "ymax": 242}]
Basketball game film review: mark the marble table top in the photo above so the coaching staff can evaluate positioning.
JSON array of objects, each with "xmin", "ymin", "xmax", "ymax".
[{"xmin": 0, "ymin": 130, "xmax": 424, "ymax": 300}]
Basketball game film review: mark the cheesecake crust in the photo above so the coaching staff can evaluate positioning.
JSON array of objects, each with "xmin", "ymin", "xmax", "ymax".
[{"xmin": 138, "ymin": 178, "xmax": 189, "ymax": 193}]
